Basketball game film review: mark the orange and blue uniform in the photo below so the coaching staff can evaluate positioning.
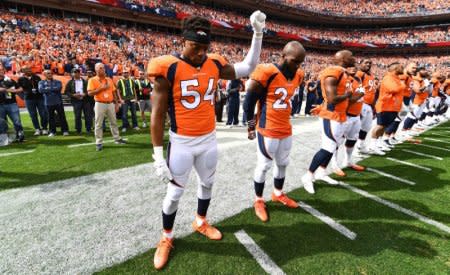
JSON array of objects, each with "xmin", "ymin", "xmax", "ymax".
[
  {"xmin": 317, "ymin": 66, "xmax": 350, "ymax": 122},
  {"xmin": 412, "ymin": 76, "xmax": 428, "ymax": 105},
  {"xmin": 346, "ymin": 75, "xmax": 363, "ymax": 116},
  {"xmin": 251, "ymin": 64, "xmax": 304, "ymax": 139},
  {"xmin": 147, "ymin": 54, "xmax": 228, "ymax": 137},
  {"xmin": 356, "ymin": 71, "xmax": 376, "ymax": 106}
]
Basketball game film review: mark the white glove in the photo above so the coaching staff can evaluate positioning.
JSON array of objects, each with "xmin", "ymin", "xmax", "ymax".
[
  {"xmin": 250, "ymin": 10, "xmax": 266, "ymax": 36},
  {"xmin": 423, "ymin": 79, "xmax": 430, "ymax": 87},
  {"xmin": 356, "ymin": 86, "xmax": 365, "ymax": 94},
  {"xmin": 152, "ymin": 146, "xmax": 173, "ymax": 184}
]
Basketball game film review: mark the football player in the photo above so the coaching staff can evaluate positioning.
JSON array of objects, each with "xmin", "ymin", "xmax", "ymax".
[
  {"xmin": 148, "ymin": 11, "xmax": 266, "ymax": 269},
  {"xmin": 243, "ymin": 41, "xmax": 306, "ymax": 222}
]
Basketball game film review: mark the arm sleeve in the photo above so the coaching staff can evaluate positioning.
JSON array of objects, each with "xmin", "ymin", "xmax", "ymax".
[
  {"xmin": 233, "ymin": 35, "xmax": 263, "ymax": 79},
  {"xmin": 243, "ymin": 89, "xmax": 261, "ymax": 122}
]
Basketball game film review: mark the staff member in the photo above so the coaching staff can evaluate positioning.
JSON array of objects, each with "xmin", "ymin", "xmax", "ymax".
[
  {"xmin": 65, "ymin": 68, "xmax": 91, "ymax": 134},
  {"xmin": 38, "ymin": 70, "xmax": 69, "ymax": 137},
  {"xmin": 88, "ymin": 63, "xmax": 126, "ymax": 151}
]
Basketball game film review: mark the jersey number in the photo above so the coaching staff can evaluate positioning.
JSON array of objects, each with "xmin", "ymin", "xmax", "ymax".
[
  {"xmin": 180, "ymin": 78, "xmax": 215, "ymax": 109},
  {"xmin": 273, "ymin": 87, "xmax": 289, "ymax": 109}
]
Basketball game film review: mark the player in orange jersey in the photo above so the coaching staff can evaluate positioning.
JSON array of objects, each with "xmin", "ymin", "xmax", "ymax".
[
  {"xmin": 330, "ymin": 65, "xmax": 366, "ymax": 177},
  {"xmin": 354, "ymin": 59, "xmax": 376, "ymax": 154},
  {"xmin": 301, "ymin": 50, "xmax": 355, "ymax": 194},
  {"xmin": 148, "ymin": 12, "xmax": 266, "ymax": 270},
  {"xmin": 368, "ymin": 62, "xmax": 406, "ymax": 155},
  {"xmin": 400, "ymin": 66, "xmax": 431, "ymax": 136},
  {"xmin": 243, "ymin": 41, "xmax": 305, "ymax": 222}
]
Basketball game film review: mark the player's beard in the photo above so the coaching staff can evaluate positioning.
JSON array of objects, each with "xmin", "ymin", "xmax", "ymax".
[{"xmin": 280, "ymin": 60, "xmax": 296, "ymax": 80}]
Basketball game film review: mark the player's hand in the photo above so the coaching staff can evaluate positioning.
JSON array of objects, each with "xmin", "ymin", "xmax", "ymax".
[
  {"xmin": 152, "ymin": 146, "xmax": 173, "ymax": 184},
  {"xmin": 247, "ymin": 119, "xmax": 256, "ymax": 140},
  {"xmin": 310, "ymin": 104, "xmax": 322, "ymax": 116},
  {"xmin": 356, "ymin": 87, "xmax": 365, "ymax": 94},
  {"xmin": 250, "ymin": 10, "xmax": 266, "ymax": 35}
]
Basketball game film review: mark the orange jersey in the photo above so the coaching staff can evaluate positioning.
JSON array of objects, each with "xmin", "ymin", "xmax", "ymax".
[
  {"xmin": 430, "ymin": 78, "xmax": 440, "ymax": 97},
  {"xmin": 147, "ymin": 53, "xmax": 228, "ymax": 137},
  {"xmin": 399, "ymin": 73, "xmax": 413, "ymax": 98},
  {"xmin": 356, "ymin": 71, "xmax": 376, "ymax": 105},
  {"xmin": 251, "ymin": 64, "xmax": 304, "ymax": 139},
  {"xmin": 444, "ymin": 79, "xmax": 450, "ymax": 95},
  {"xmin": 346, "ymin": 75, "xmax": 363, "ymax": 116},
  {"xmin": 412, "ymin": 76, "xmax": 428, "ymax": 105},
  {"xmin": 318, "ymin": 66, "xmax": 350, "ymax": 122},
  {"xmin": 376, "ymin": 72, "xmax": 405, "ymax": 113}
]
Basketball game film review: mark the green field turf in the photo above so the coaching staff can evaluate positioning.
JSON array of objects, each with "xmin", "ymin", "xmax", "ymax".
[
  {"xmin": 98, "ymin": 122, "xmax": 450, "ymax": 274},
  {"xmin": 0, "ymin": 111, "xmax": 160, "ymax": 190}
]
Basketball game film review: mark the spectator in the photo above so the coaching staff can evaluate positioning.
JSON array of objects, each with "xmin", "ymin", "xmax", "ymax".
[
  {"xmin": 17, "ymin": 66, "xmax": 48, "ymax": 135},
  {"xmin": 135, "ymin": 70, "xmax": 152, "ymax": 128},
  {"xmin": 38, "ymin": 70, "xmax": 69, "ymax": 137},
  {"xmin": 117, "ymin": 68, "xmax": 139, "ymax": 132},
  {"xmin": 0, "ymin": 67, "xmax": 24, "ymax": 142},
  {"xmin": 215, "ymin": 79, "xmax": 227, "ymax": 123},
  {"xmin": 65, "ymin": 68, "xmax": 91, "ymax": 134},
  {"xmin": 305, "ymin": 77, "xmax": 319, "ymax": 116},
  {"xmin": 87, "ymin": 63, "xmax": 126, "ymax": 152}
]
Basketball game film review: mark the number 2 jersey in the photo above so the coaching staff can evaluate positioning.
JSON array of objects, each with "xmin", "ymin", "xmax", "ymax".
[
  {"xmin": 250, "ymin": 63, "xmax": 304, "ymax": 139},
  {"xmin": 147, "ymin": 54, "xmax": 228, "ymax": 137}
]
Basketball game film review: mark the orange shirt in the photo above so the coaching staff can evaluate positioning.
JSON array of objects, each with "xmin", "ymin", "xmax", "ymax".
[
  {"xmin": 356, "ymin": 71, "xmax": 376, "ymax": 105},
  {"xmin": 87, "ymin": 76, "xmax": 116, "ymax": 103},
  {"xmin": 399, "ymin": 73, "xmax": 413, "ymax": 98},
  {"xmin": 376, "ymin": 72, "xmax": 405, "ymax": 113},
  {"xmin": 318, "ymin": 66, "xmax": 350, "ymax": 122},
  {"xmin": 147, "ymin": 53, "xmax": 228, "ymax": 137},
  {"xmin": 412, "ymin": 76, "xmax": 428, "ymax": 105},
  {"xmin": 251, "ymin": 64, "xmax": 304, "ymax": 139},
  {"xmin": 346, "ymin": 75, "xmax": 363, "ymax": 116},
  {"xmin": 430, "ymin": 78, "xmax": 440, "ymax": 97}
]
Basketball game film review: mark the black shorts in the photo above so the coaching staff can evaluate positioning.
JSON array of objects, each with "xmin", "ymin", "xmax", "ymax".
[{"xmin": 377, "ymin": 111, "xmax": 397, "ymax": 126}]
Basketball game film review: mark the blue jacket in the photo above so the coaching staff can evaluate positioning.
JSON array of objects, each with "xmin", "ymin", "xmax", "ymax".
[{"xmin": 38, "ymin": 79, "xmax": 63, "ymax": 106}]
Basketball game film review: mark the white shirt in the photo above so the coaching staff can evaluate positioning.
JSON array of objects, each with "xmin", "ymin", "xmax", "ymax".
[{"xmin": 74, "ymin": 79, "xmax": 83, "ymax": 94}]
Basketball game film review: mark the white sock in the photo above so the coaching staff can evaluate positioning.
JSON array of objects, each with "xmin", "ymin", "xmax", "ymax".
[
  {"xmin": 163, "ymin": 230, "xmax": 173, "ymax": 239},
  {"xmin": 345, "ymin": 147, "xmax": 353, "ymax": 165},
  {"xmin": 273, "ymin": 189, "xmax": 282, "ymax": 196}
]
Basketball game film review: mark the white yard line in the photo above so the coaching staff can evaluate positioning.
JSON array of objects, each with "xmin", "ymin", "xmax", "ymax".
[
  {"xmin": 366, "ymin": 168, "xmax": 415, "ymax": 185},
  {"xmin": 339, "ymin": 182, "xmax": 450, "ymax": 234},
  {"xmin": 234, "ymin": 230, "xmax": 286, "ymax": 275},
  {"xmin": 431, "ymin": 132, "xmax": 449, "ymax": 138},
  {"xmin": 298, "ymin": 201, "xmax": 357, "ymax": 240},
  {"xmin": 0, "ymin": 149, "xmax": 35, "ymax": 157},
  {"xmin": 68, "ymin": 138, "xmax": 128, "ymax": 148},
  {"xmin": 416, "ymin": 143, "xmax": 450, "ymax": 152},
  {"xmin": 401, "ymin": 149, "xmax": 443, "ymax": 161},
  {"xmin": 386, "ymin": 157, "xmax": 431, "ymax": 172},
  {"xmin": 424, "ymin": 137, "xmax": 450, "ymax": 145}
]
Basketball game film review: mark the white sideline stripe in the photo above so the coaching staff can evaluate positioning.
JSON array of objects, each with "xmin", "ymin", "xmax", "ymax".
[
  {"xmin": 401, "ymin": 149, "xmax": 443, "ymax": 161},
  {"xmin": 339, "ymin": 182, "xmax": 450, "ymax": 234},
  {"xmin": 0, "ymin": 149, "xmax": 35, "ymax": 157},
  {"xmin": 298, "ymin": 201, "xmax": 357, "ymax": 240},
  {"xmin": 417, "ymin": 143, "xmax": 450, "ymax": 152},
  {"xmin": 234, "ymin": 230, "xmax": 286, "ymax": 275},
  {"xmin": 68, "ymin": 138, "xmax": 128, "ymax": 148},
  {"xmin": 424, "ymin": 137, "xmax": 450, "ymax": 145},
  {"xmin": 366, "ymin": 167, "xmax": 415, "ymax": 185},
  {"xmin": 386, "ymin": 157, "xmax": 431, "ymax": 172}
]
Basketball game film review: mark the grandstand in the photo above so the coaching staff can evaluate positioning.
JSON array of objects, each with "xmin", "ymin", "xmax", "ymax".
[{"xmin": 0, "ymin": 0, "xmax": 449, "ymax": 274}]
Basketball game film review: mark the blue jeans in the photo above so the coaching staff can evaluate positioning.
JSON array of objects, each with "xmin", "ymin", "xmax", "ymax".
[
  {"xmin": 47, "ymin": 104, "xmax": 69, "ymax": 134},
  {"xmin": 121, "ymin": 100, "xmax": 138, "ymax": 129},
  {"xmin": 0, "ymin": 103, "xmax": 23, "ymax": 132},
  {"xmin": 72, "ymin": 100, "xmax": 93, "ymax": 133},
  {"xmin": 25, "ymin": 98, "xmax": 48, "ymax": 130},
  {"xmin": 227, "ymin": 95, "xmax": 240, "ymax": 125}
]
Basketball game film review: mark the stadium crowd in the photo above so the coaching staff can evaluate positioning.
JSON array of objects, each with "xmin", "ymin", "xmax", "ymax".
[
  {"xmin": 120, "ymin": 0, "xmax": 450, "ymax": 44},
  {"xmin": 266, "ymin": 0, "xmax": 450, "ymax": 16}
]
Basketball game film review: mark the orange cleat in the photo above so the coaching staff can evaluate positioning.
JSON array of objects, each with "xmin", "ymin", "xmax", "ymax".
[
  {"xmin": 192, "ymin": 218, "xmax": 223, "ymax": 240},
  {"xmin": 254, "ymin": 200, "xmax": 269, "ymax": 222},
  {"xmin": 271, "ymin": 192, "xmax": 299, "ymax": 208},
  {"xmin": 333, "ymin": 168, "xmax": 346, "ymax": 177},
  {"xmin": 154, "ymin": 236, "xmax": 174, "ymax": 270},
  {"xmin": 349, "ymin": 164, "xmax": 366, "ymax": 171},
  {"xmin": 405, "ymin": 138, "xmax": 422, "ymax": 144}
]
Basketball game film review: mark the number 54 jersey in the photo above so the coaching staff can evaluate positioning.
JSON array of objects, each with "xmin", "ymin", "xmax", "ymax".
[
  {"xmin": 147, "ymin": 54, "xmax": 228, "ymax": 137},
  {"xmin": 251, "ymin": 63, "xmax": 304, "ymax": 139}
]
